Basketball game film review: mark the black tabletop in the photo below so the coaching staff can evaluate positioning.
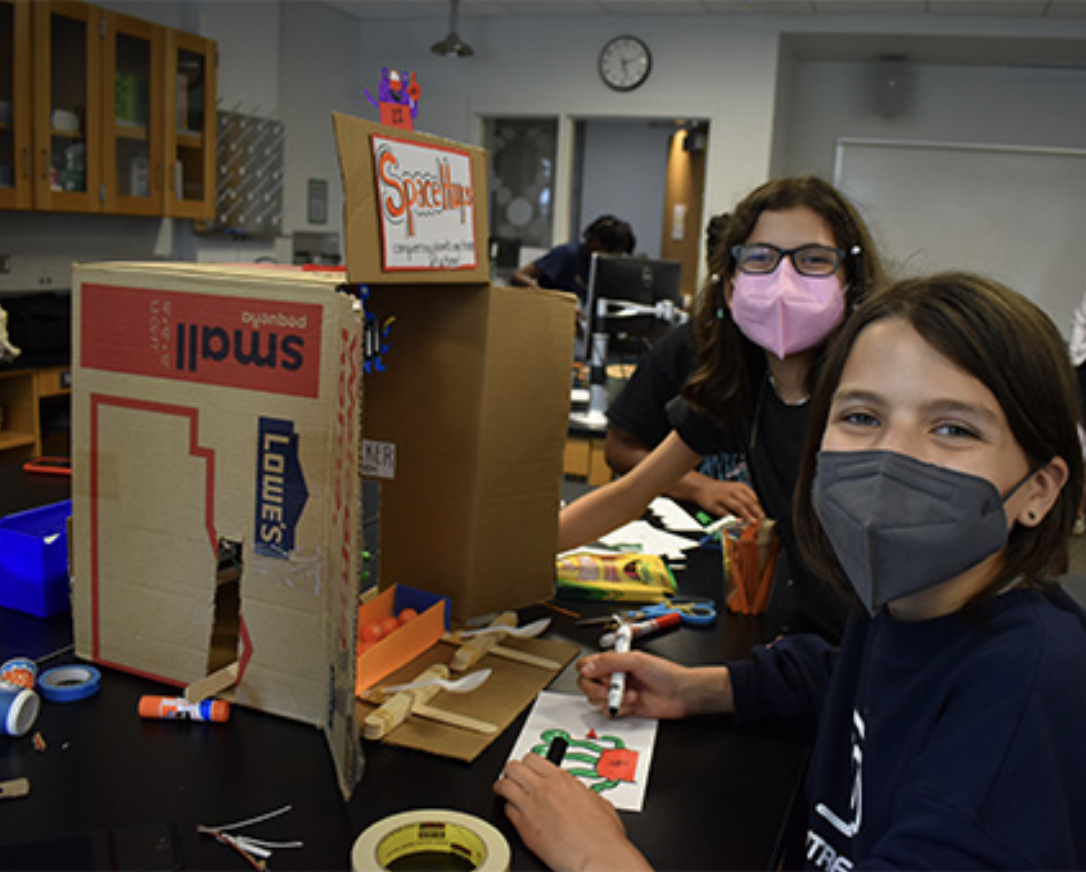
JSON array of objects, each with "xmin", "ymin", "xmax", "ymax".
[{"xmin": 0, "ymin": 464, "xmax": 810, "ymax": 871}]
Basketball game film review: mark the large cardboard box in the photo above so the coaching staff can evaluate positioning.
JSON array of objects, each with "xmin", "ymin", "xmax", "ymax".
[
  {"xmin": 70, "ymin": 262, "xmax": 364, "ymax": 798},
  {"xmin": 333, "ymin": 113, "xmax": 577, "ymax": 621},
  {"xmin": 361, "ymin": 282, "xmax": 575, "ymax": 621}
]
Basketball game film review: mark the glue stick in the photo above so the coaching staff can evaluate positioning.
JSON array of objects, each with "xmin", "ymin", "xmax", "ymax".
[{"xmin": 138, "ymin": 695, "xmax": 230, "ymax": 722}]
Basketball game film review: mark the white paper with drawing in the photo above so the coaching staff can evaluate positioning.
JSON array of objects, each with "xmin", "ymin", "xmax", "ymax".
[{"xmin": 507, "ymin": 690, "xmax": 659, "ymax": 812}]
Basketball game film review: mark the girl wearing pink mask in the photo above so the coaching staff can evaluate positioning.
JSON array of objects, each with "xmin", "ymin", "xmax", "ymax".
[{"xmin": 559, "ymin": 176, "xmax": 886, "ymax": 642}]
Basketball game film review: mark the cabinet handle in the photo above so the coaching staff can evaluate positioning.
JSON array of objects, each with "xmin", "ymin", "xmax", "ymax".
[
  {"xmin": 174, "ymin": 161, "xmax": 182, "ymax": 199},
  {"xmin": 40, "ymin": 148, "xmax": 49, "ymax": 180}
]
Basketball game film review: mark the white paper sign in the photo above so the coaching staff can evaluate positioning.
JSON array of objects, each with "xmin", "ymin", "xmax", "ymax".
[{"xmin": 370, "ymin": 134, "xmax": 478, "ymax": 272}]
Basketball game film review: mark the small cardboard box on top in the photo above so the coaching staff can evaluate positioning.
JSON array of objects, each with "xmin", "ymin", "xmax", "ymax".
[
  {"xmin": 70, "ymin": 262, "xmax": 365, "ymax": 798},
  {"xmin": 333, "ymin": 112, "xmax": 577, "ymax": 622}
]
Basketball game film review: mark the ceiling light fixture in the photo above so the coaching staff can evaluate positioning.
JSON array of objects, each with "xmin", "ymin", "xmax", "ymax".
[{"xmin": 431, "ymin": 0, "xmax": 474, "ymax": 58}]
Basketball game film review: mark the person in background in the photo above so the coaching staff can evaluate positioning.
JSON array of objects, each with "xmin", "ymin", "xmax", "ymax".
[
  {"xmin": 561, "ymin": 176, "xmax": 887, "ymax": 642},
  {"xmin": 510, "ymin": 214, "xmax": 636, "ymax": 307},
  {"xmin": 605, "ymin": 212, "xmax": 760, "ymax": 520},
  {"xmin": 497, "ymin": 272, "xmax": 1086, "ymax": 870}
]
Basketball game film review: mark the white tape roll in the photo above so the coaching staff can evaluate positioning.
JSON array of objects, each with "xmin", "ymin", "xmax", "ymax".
[{"xmin": 351, "ymin": 809, "xmax": 511, "ymax": 872}]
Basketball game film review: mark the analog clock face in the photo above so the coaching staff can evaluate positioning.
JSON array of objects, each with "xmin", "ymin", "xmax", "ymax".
[{"xmin": 598, "ymin": 36, "xmax": 652, "ymax": 92}]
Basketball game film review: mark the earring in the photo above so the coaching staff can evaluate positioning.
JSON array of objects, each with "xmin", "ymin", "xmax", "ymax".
[{"xmin": 1027, "ymin": 510, "xmax": 1038, "ymax": 522}]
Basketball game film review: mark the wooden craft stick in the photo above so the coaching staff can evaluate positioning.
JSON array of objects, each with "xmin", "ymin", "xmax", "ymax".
[
  {"xmin": 412, "ymin": 703, "xmax": 497, "ymax": 735},
  {"xmin": 491, "ymin": 645, "xmax": 560, "ymax": 671},
  {"xmin": 449, "ymin": 611, "xmax": 517, "ymax": 673},
  {"xmin": 362, "ymin": 664, "xmax": 447, "ymax": 741},
  {"xmin": 0, "ymin": 778, "xmax": 30, "ymax": 800},
  {"xmin": 184, "ymin": 662, "xmax": 240, "ymax": 703}
]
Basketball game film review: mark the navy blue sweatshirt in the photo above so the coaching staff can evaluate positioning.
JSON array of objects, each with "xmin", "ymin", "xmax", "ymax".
[{"xmin": 728, "ymin": 586, "xmax": 1086, "ymax": 869}]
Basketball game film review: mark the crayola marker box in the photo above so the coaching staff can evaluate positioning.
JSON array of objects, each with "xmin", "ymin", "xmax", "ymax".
[{"xmin": 70, "ymin": 261, "xmax": 364, "ymax": 799}]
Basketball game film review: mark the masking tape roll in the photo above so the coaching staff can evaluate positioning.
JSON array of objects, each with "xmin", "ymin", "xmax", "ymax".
[
  {"xmin": 351, "ymin": 809, "xmax": 510, "ymax": 872},
  {"xmin": 38, "ymin": 665, "xmax": 102, "ymax": 703}
]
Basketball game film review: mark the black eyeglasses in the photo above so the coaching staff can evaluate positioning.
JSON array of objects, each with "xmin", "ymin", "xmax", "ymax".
[{"xmin": 731, "ymin": 243, "xmax": 850, "ymax": 277}]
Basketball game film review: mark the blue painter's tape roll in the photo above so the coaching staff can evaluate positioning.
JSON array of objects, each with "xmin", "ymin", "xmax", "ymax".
[{"xmin": 38, "ymin": 665, "xmax": 102, "ymax": 703}]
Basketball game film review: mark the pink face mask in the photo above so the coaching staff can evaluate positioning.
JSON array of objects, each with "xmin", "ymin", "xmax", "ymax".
[{"xmin": 730, "ymin": 260, "xmax": 845, "ymax": 359}]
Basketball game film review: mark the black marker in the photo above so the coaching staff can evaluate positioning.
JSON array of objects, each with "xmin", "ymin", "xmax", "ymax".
[{"xmin": 546, "ymin": 735, "xmax": 569, "ymax": 765}]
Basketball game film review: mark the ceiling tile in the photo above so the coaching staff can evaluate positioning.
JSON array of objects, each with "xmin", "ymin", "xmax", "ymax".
[
  {"xmin": 701, "ymin": 0, "xmax": 817, "ymax": 13},
  {"xmin": 928, "ymin": 0, "xmax": 1051, "ymax": 15},
  {"xmin": 813, "ymin": 0, "xmax": 927, "ymax": 12}
]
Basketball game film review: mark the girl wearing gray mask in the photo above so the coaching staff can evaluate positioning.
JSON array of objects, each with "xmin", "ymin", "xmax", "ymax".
[{"xmin": 497, "ymin": 272, "xmax": 1086, "ymax": 870}]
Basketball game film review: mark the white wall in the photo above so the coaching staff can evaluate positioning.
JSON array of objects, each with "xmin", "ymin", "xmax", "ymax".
[
  {"xmin": 578, "ymin": 121, "xmax": 674, "ymax": 259},
  {"xmin": 777, "ymin": 56, "xmax": 1086, "ymax": 329}
]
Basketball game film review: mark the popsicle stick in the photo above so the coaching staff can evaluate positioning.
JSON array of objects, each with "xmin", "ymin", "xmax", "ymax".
[
  {"xmin": 184, "ymin": 662, "xmax": 240, "ymax": 703},
  {"xmin": 412, "ymin": 703, "xmax": 497, "ymax": 735},
  {"xmin": 0, "ymin": 778, "xmax": 30, "ymax": 800},
  {"xmin": 491, "ymin": 645, "xmax": 560, "ymax": 671},
  {"xmin": 362, "ymin": 664, "xmax": 447, "ymax": 740}
]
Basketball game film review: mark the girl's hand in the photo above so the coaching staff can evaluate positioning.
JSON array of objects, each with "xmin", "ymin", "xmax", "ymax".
[
  {"xmin": 494, "ymin": 752, "xmax": 651, "ymax": 872},
  {"xmin": 577, "ymin": 651, "xmax": 734, "ymax": 719},
  {"xmin": 696, "ymin": 480, "xmax": 764, "ymax": 525}
]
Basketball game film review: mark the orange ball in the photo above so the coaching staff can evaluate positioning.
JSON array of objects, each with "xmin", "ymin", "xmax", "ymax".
[
  {"xmin": 361, "ymin": 621, "xmax": 385, "ymax": 643},
  {"xmin": 379, "ymin": 615, "xmax": 400, "ymax": 637},
  {"xmin": 397, "ymin": 607, "xmax": 419, "ymax": 625}
]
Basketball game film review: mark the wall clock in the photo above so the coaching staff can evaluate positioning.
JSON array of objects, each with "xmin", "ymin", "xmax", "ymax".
[{"xmin": 598, "ymin": 36, "xmax": 652, "ymax": 92}]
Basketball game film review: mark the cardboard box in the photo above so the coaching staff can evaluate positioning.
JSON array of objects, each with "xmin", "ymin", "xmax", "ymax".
[
  {"xmin": 70, "ymin": 262, "xmax": 364, "ymax": 798},
  {"xmin": 361, "ymin": 282, "xmax": 576, "ymax": 622},
  {"xmin": 0, "ymin": 499, "xmax": 72, "ymax": 617},
  {"xmin": 333, "ymin": 113, "xmax": 578, "ymax": 622}
]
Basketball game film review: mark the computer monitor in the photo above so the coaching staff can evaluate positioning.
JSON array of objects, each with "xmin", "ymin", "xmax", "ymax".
[{"xmin": 581, "ymin": 254, "xmax": 684, "ymax": 361}]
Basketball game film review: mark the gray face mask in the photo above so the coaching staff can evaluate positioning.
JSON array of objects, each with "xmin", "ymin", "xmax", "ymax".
[{"xmin": 812, "ymin": 450, "xmax": 1028, "ymax": 615}]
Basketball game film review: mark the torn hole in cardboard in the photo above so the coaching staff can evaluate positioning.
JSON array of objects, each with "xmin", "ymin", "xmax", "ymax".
[{"xmin": 209, "ymin": 537, "xmax": 243, "ymax": 677}]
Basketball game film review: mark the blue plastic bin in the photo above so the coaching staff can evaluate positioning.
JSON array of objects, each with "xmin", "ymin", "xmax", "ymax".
[{"xmin": 0, "ymin": 500, "xmax": 72, "ymax": 617}]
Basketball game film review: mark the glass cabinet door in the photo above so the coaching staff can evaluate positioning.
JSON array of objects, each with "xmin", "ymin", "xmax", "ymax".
[
  {"xmin": 164, "ymin": 27, "xmax": 216, "ymax": 220},
  {"xmin": 0, "ymin": 0, "xmax": 31, "ymax": 209},
  {"xmin": 32, "ymin": 0, "xmax": 102, "ymax": 213},
  {"xmin": 102, "ymin": 10, "xmax": 162, "ymax": 215}
]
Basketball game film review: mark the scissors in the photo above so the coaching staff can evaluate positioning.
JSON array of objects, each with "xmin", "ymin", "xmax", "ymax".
[{"xmin": 577, "ymin": 596, "xmax": 717, "ymax": 629}]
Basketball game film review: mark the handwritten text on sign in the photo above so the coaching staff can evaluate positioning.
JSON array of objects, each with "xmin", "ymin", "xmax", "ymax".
[{"xmin": 371, "ymin": 134, "xmax": 477, "ymax": 272}]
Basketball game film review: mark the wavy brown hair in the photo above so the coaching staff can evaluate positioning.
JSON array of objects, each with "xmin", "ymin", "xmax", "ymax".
[
  {"xmin": 682, "ymin": 176, "xmax": 886, "ymax": 427},
  {"xmin": 794, "ymin": 272, "xmax": 1084, "ymax": 604}
]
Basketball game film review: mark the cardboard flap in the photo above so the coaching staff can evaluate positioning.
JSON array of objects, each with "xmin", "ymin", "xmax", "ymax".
[{"xmin": 332, "ymin": 112, "xmax": 490, "ymax": 285}]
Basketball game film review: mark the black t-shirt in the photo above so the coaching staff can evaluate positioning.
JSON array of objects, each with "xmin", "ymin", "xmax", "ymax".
[
  {"xmin": 608, "ymin": 324, "xmax": 748, "ymax": 482},
  {"xmin": 607, "ymin": 324, "xmax": 696, "ymax": 447},
  {"xmin": 669, "ymin": 381, "xmax": 849, "ymax": 643}
]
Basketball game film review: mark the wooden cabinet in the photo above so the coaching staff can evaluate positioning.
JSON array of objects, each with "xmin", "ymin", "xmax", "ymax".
[
  {"xmin": 102, "ymin": 8, "xmax": 164, "ymax": 215},
  {"xmin": 0, "ymin": 0, "xmax": 215, "ymax": 218},
  {"xmin": 0, "ymin": 364, "xmax": 71, "ymax": 463},
  {"xmin": 0, "ymin": 0, "xmax": 32, "ymax": 210},
  {"xmin": 563, "ymin": 434, "xmax": 613, "ymax": 486},
  {"xmin": 0, "ymin": 368, "xmax": 37, "ymax": 461},
  {"xmin": 32, "ymin": 0, "xmax": 102, "ymax": 214},
  {"xmin": 164, "ymin": 27, "xmax": 216, "ymax": 220}
]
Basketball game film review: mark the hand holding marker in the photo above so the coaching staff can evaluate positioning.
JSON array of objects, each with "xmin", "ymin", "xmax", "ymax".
[{"xmin": 607, "ymin": 621, "xmax": 633, "ymax": 718}]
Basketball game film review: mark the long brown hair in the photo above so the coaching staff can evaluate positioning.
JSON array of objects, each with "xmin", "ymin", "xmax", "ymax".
[{"xmin": 682, "ymin": 176, "xmax": 886, "ymax": 427}]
